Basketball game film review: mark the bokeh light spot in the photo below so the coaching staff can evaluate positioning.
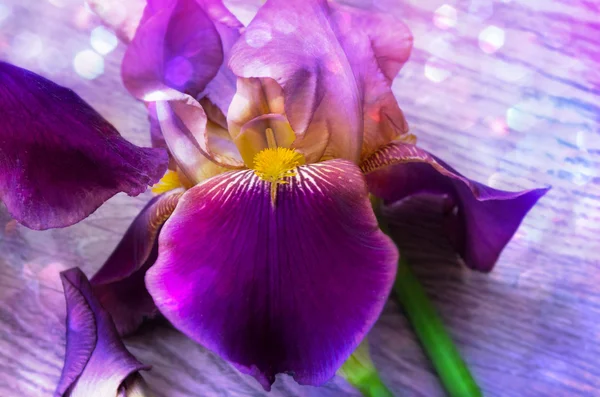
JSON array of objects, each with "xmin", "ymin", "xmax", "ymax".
[
  {"xmin": 424, "ymin": 58, "xmax": 451, "ymax": 83},
  {"xmin": 479, "ymin": 25, "xmax": 505, "ymax": 54},
  {"xmin": 506, "ymin": 106, "xmax": 537, "ymax": 132},
  {"xmin": 433, "ymin": 5, "xmax": 457, "ymax": 29},
  {"xmin": 489, "ymin": 117, "xmax": 509, "ymax": 136},
  {"xmin": 90, "ymin": 26, "xmax": 118, "ymax": 55},
  {"xmin": 73, "ymin": 49, "xmax": 104, "ymax": 80}
]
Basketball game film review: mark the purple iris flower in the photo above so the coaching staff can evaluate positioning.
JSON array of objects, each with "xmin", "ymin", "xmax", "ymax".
[{"xmin": 0, "ymin": 0, "xmax": 548, "ymax": 394}]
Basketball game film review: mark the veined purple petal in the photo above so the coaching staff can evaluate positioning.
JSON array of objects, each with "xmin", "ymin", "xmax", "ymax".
[
  {"xmin": 228, "ymin": 0, "xmax": 363, "ymax": 163},
  {"xmin": 330, "ymin": 2, "xmax": 413, "ymax": 160},
  {"xmin": 56, "ymin": 268, "xmax": 149, "ymax": 397},
  {"xmin": 91, "ymin": 189, "xmax": 183, "ymax": 336},
  {"xmin": 362, "ymin": 142, "xmax": 549, "ymax": 271},
  {"xmin": 0, "ymin": 62, "xmax": 167, "ymax": 230},
  {"xmin": 146, "ymin": 160, "xmax": 397, "ymax": 389}
]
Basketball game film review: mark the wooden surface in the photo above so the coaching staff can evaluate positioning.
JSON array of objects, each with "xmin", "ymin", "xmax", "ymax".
[{"xmin": 1, "ymin": 0, "xmax": 599, "ymax": 396}]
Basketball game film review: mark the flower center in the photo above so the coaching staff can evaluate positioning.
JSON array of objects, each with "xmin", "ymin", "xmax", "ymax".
[
  {"xmin": 253, "ymin": 147, "xmax": 304, "ymax": 183},
  {"xmin": 252, "ymin": 128, "xmax": 305, "ymax": 204}
]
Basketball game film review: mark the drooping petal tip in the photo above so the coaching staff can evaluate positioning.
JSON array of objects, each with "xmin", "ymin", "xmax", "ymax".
[
  {"xmin": 56, "ymin": 268, "xmax": 149, "ymax": 397},
  {"xmin": 363, "ymin": 141, "xmax": 549, "ymax": 271}
]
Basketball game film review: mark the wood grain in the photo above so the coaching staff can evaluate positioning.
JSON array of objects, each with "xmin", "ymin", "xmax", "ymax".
[{"xmin": 1, "ymin": 0, "xmax": 599, "ymax": 396}]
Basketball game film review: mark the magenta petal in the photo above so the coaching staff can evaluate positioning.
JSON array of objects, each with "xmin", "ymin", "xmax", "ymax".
[
  {"xmin": 91, "ymin": 189, "xmax": 183, "ymax": 336},
  {"xmin": 0, "ymin": 62, "xmax": 167, "ymax": 230},
  {"xmin": 146, "ymin": 160, "xmax": 397, "ymax": 389},
  {"xmin": 228, "ymin": 0, "xmax": 363, "ymax": 162},
  {"xmin": 363, "ymin": 142, "xmax": 549, "ymax": 271},
  {"xmin": 56, "ymin": 268, "xmax": 149, "ymax": 397}
]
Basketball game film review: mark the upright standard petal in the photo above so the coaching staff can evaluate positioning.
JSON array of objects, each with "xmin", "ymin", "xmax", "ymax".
[
  {"xmin": 362, "ymin": 142, "xmax": 549, "ymax": 271},
  {"xmin": 330, "ymin": 2, "xmax": 413, "ymax": 160},
  {"xmin": 228, "ymin": 0, "xmax": 363, "ymax": 163},
  {"xmin": 91, "ymin": 189, "xmax": 183, "ymax": 336},
  {"xmin": 330, "ymin": 2, "xmax": 413, "ymax": 81},
  {"xmin": 0, "ymin": 62, "xmax": 167, "ymax": 230},
  {"xmin": 122, "ymin": 0, "xmax": 223, "ymax": 100},
  {"xmin": 197, "ymin": 0, "xmax": 244, "ymax": 115},
  {"xmin": 56, "ymin": 268, "xmax": 149, "ymax": 397},
  {"xmin": 124, "ymin": 0, "xmax": 243, "ymax": 176},
  {"xmin": 146, "ymin": 160, "xmax": 398, "ymax": 389}
]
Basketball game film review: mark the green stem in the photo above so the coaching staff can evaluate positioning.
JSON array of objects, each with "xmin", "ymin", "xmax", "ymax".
[
  {"xmin": 356, "ymin": 372, "xmax": 394, "ymax": 397},
  {"xmin": 339, "ymin": 338, "xmax": 395, "ymax": 397},
  {"xmin": 394, "ymin": 257, "xmax": 482, "ymax": 397}
]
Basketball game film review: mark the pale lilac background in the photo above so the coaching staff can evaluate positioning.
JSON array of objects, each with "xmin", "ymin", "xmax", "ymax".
[{"xmin": 0, "ymin": 0, "xmax": 599, "ymax": 396}]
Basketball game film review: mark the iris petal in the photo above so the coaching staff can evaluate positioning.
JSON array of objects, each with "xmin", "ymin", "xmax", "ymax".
[
  {"xmin": 330, "ymin": 2, "xmax": 413, "ymax": 160},
  {"xmin": 56, "ymin": 268, "xmax": 149, "ymax": 397},
  {"xmin": 122, "ymin": 0, "xmax": 223, "ymax": 100},
  {"xmin": 146, "ymin": 160, "xmax": 397, "ymax": 389},
  {"xmin": 124, "ymin": 0, "xmax": 243, "ymax": 175},
  {"xmin": 228, "ymin": 0, "xmax": 363, "ymax": 163},
  {"xmin": 0, "ymin": 62, "xmax": 167, "ymax": 230},
  {"xmin": 91, "ymin": 189, "xmax": 183, "ymax": 336},
  {"xmin": 362, "ymin": 141, "xmax": 549, "ymax": 271}
]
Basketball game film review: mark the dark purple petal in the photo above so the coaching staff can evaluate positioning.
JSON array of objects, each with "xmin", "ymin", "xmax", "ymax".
[
  {"xmin": 146, "ymin": 160, "xmax": 398, "ymax": 389},
  {"xmin": 330, "ymin": 2, "xmax": 413, "ymax": 159},
  {"xmin": 91, "ymin": 189, "xmax": 183, "ymax": 336},
  {"xmin": 0, "ymin": 62, "xmax": 167, "ymax": 230},
  {"xmin": 228, "ymin": 0, "xmax": 363, "ymax": 162},
  {"xmin": 56, "ymin": 268, "xmax": 149, "ymax": 397},
  {"xmin": 362, "ymin": 142, "xmax": 549, "ymax": 271}
]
